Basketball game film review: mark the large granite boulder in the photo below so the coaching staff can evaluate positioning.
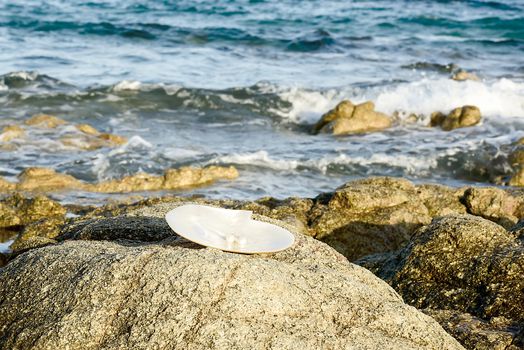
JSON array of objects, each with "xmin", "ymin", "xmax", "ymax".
[{"xmin": 0, "ymin": 213, "xmax": 462, "ymax": 350}]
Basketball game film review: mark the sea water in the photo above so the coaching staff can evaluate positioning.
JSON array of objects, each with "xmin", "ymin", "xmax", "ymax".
[{"xmin": 0, "ymin": 0, "xmax": 523, "ymax": 205}]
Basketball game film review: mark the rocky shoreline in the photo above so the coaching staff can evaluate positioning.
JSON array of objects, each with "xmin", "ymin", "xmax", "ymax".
[{"xmin": 1, "ymin": 177, "xmax": 523, "ymax": 349}]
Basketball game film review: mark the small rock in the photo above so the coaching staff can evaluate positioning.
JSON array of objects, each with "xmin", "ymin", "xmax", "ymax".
[
  {"xmin": 75, "ymin": 123, "xmax": 99, "ymax": 135},
  {"xmin": 424, "ymin": 309, "xmax": 522, "ymax": 350},
  {"xmin": 0, "ymin": 166, "xmax": 239, "ymax": 194},
  {"xmin": 0, "ymin": 125, "xmax": 25, "ymax": 142},
  {"xmin": 24, "ymin": 114, "xmax": 67, "ymax": 128},
  {"xmin": 0, "ymin": 177, "xmax": 15, "ymax": 192},
  {"xmin": 17, "ymin": 167, "xmax": 87, "ymax": 192},
  {"xmin": 462, "ymin": 187, "xmax": 519, "ymax": 228},
  {"xmin": 451, "ymin": 70, "xmax": 480, "ymax": 82},
  {"xmin": 313, "ymin": 100, "xmax": 392, "ymax": 135},
  {"xmin": 509, "ymin": 168, "xmax": 524, "ymax": 187},
  {"xmin": 430, "ymin": 106, "xmax": 481, "ymax": 131},
  {"xmin": 97, "ymin": 132, "xmax": 127, "ymax": 145}
]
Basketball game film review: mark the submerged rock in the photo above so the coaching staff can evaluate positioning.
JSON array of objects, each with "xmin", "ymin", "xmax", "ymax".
[
  {"xmin": 451, "ymin": 70, "xmax": 480, "ymax": 82},
  {"xmin": 313, "ymin": 100, "xmax": 392, "ymax": 135},
  {"xmin": 0, "ymin": 166, "xmax": 239, "ymax": 194},
  {"xmin": 0, "ymin": 214, "xmax": 462, "ymax": 350},
  {"xmin": 93, "ymin": 166, "xmax": 239, "ymax": 193},
  {"xmin": 430, "ymin": 106, "xmax": 481, "ymax": 131},
  {"xmin": 24, "ymin": 114, "xmax": 67, "ymax": 128},
  {"xmin": 0, "ymin": 125, "xmax": 25, "ymax": 142},
  {"xmin": 16, "ymin": 167, "xmax": 86, "ymax": 192}
]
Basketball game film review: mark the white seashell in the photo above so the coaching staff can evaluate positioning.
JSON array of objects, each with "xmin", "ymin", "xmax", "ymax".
[{"xmin": 165, "ymin": 204, "xmax": 295, "ymax": 254}]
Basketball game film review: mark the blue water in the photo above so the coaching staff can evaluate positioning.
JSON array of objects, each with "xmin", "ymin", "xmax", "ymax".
[{"xmin": 0, "ymin": 0, "xmax": 524, "ymax": 209}]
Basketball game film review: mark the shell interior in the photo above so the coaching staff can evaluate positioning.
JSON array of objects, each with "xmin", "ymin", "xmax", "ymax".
[{"xmin": 165, "ymin": 204, "xmax": 295, "ymax": 254}]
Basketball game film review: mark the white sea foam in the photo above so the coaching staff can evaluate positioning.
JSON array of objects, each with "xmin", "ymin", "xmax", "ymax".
[
  {"xmin": 112, "ymin": 80, "xmax": 142, "ymax": 91},
  {"xmin": 375, "ymin": 78, "xmax": 524, "ymax": 118},
  {"xmin": 274, "ymin": 78, "xmax": 524, "ymax": 124},
  {"xmin": 210, "ymin": 150, "xmax": 437, "ymax": 175},
  {"xmin": 4, "ymin": 71, "xmax": 39, "ymax": 81}
]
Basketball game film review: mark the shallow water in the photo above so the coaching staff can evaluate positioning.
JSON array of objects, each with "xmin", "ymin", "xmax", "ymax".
[{"xmin": 1, "ymin": 0, "xmax": 524, "ymax": 204}]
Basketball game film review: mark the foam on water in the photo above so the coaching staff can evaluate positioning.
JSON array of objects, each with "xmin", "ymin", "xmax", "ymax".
[
  {"xmin": 210, "ymin": 150, "xmax": 438, "ymax": 175},
  {"xmin": 274, "ymin": 78, "xmax": 524, "ymax": 124}
]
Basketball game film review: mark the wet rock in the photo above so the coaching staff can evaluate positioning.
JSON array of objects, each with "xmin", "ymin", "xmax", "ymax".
[
  {"xmin": 94, "ymin": 166, "xmax": 239, "ymax": 193},
  {"xmin": 424, "ymin": 309, "xmax": 523, "ymax": 350},
  {"xmin": 307, "ymin": 177, "xmax": 432, "ymax": 260},
  {"xmin": 17, "ymin": 167, "xmax": 87, "ymax": 192},
  {"xmin": 75, "ymin": 123, "xmax": 100, "ymax": 135},
  {"xmin": 509, "ymin": 168, "xmax": 524, "ymax": 187},
  {"xmin": 0, "ymin": 177, "xmax": 15, "ymax": 192},
  {"xmin": 0, "ymin": 194, "xmax": 66, "ymax": 228},
  {"xmin": 0, "ymin": 203, "xmax": 21, "ymax": 228},
  {"xmin": 0, "ymin": 214, "xmax": 463, "ymax": 350},
  {"xmin": 0, "ymin": 125, "xmax": 25, "ymax": 142},
  {"xmin": 98, "ymin": 132, "xmax": 127, "ymax": 145},
  {"xmin": 462, "ymin": 187, "xmax": 520, "ymax": 228},
  {"xmin": 313, "ymin": 100, "xmax": 392, "ymax": 135},
  {"xmin": 24, "ymin": 114, "xmax": 67, "ymax": 128},
  {"xmin": 372, "ymin": 215, "xmax": 524, "ymax": 324},
  {"xmin": 451, "ymin": 70, "xmax": 480, "ymax": 82},
  {"xmin": 60, "ymin": 135, "xmax": 109, "ymax": 150},
  {"xmin": 430, "ymin": 106, "xmax": 481, "ymax": 131},
  {"xmin": 0, "ymin": 166, "xmax": 239, "ymax": 194}
]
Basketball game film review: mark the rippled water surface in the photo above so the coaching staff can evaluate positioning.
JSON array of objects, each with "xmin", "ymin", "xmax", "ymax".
[{"xmin": 1, "ymin": 0, "xmax": 524, "ymax": 203}]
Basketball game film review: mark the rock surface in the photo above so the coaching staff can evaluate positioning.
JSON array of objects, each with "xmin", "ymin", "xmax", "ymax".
[
  {"xmin": 0, "ymin": 213, "xmax": 463, "ymax": 350},
  {"xmin": 0, "ymin": 125, "xmax": 25, "ymax": 142},
  {"xmin": 0, "ymin": 166, "xmax": 239, "ymax": 193},
  {"xmin": 451, "ymin": 70, "xmax": 480, "ymax": 82},
  {"xmin": 424, "ymin": 309, "xmax": 523, "ymax": 350},
  {"xmin": 24, "ymin": 114, "xmax": 67, "ymax": 128},
  {"xmin": 360, "ymin": 214, "xmax": 524, "ymax": 349},
  {"xmin": 313, "ymin": 100, "xmax": 392, "ymax": 135},
  {"xmin": 430, "ymin": 106, "xmax": 481, "ymax": 131}
]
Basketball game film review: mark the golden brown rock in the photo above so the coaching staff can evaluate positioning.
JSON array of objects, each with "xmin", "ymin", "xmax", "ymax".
[
  {"xmin": 0, "ymin": 125, "xmax": 25, "ymax": 142},
  {"xmin": 451, "ymin": 70, "xmax": 480, "ymax": 82},
  {"xmin": 94, "ymin": 166, "xmax": 239, "ymax": 193},
  {"xmin": 509, "ymin": 168, "xmax": 524, "ymax": 187},
  {"xmin": 16, "ymin": 167, "xmax": 87, "ymax": 192},
  {"xmin": 313, "ymin": 100, "xmax": 392, "ymax": 135},
  {"xmin": 98, "ymin": 133, "xmax": 127, "ymax": 145},
  {"xmin": 0, "ymin": 166, "xmax": 239, "ymax": 194},
  {"xmin": 0, "ymin": 177, "xmax": 15, "ymax": 191},
  {"xmin": 430, "ymin": 105, "xmax": 481, "ymax": 131},
  {"xmin": 24, "ymin": 114, "xmax": 67, "ymax": 128},
  {"xmin": 75, "ymin": 123, "xmax": 100, "ymax": 135}
]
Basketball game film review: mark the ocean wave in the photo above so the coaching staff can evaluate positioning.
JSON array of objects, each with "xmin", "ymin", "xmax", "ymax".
[
  {"xmin": 3, "ymin": 71, "xmax": 524, "ymax": 126},
  {"xmin": 274, "ymin": 78, "xmax": 524, "ymax": 124},
  {"xmin": 209, "ymin": 150, "xmax": 437, "ymax": 175}
]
